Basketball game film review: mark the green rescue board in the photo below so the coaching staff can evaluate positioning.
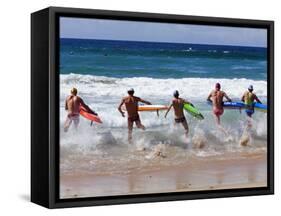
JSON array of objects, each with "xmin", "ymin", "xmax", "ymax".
[{"xmin": 183, "ymin": 103, "xmax": 204, "ymax": 120}]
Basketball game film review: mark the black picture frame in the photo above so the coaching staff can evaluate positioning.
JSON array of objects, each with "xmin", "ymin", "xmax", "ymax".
[{"xmin": 31, "ymin": 6, "xmax": 274, "ymax": 208}]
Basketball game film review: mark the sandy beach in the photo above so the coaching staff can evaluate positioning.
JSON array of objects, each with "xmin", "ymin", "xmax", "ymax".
[{"xmin": 60, "ymin": 151, "xmax": 266, "ymax": 199}]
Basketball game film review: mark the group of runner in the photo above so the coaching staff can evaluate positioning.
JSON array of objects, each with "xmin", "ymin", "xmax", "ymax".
[{"xmin": 64, "ymin": 83, "xmax": 262, "ymax": 143}]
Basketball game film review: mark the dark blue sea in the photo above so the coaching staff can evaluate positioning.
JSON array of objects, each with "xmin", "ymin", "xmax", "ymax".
[{"xmin": 60, "ymin": 38, "xmax": 267, "ymax": 80}]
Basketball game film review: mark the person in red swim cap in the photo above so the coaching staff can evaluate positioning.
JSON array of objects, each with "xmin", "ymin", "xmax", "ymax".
[{"xmin": 207, "ymin": 83, "xmax": 232, "ymax": 126}]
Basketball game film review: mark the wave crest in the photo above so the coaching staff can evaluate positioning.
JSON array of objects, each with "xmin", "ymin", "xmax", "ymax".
[{"xmin": 60, "ymin": 74, "xmax": 267, "ymax": 100}]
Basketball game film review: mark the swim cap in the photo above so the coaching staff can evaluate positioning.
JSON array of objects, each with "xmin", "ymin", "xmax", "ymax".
[
  {"xmin": 215, "ymin": 83, "xmax": 221, "ymax": 90},
  {"xmin": 173, "ymin": 90, "xmax": 179, "ymax": 97},
  {"xmin": 128, "ymin": 88, "xmax": 134, "ymax": 95},
  {"xmin": 248, "ymin": 85, "xmax": 253, "ymax": 91},
  {"xmin": 71, "ymin": 87, "xmax": 77, "ymax": 95}
]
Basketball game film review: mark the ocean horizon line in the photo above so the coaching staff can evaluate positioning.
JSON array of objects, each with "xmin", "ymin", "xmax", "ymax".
[{"xmin": 60, "ymin": 37, "xmax": 267, "ymax": 49}]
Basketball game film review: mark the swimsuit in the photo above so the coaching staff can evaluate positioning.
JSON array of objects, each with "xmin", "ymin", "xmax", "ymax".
[
  {"xmin": 128, "ymin": 114, "xmax": 140, "ymax": 123},
  {"xmin": 245, "ymin": 109, "xmax": 254, "ymax": 117},
  {"xmin": 67, "ymin": 113, "xmax": 80, "ymax": 124},
  {"xmin": 213, "ymin": 107, "xmax": 224, "ymax": 116},
  {"xmin": 175, "ymin": 117, "xmax": 186, "ymax": 123},
  {"xmin": 212, "ymin": 91, "xmax": 224, "ymax": 116},
  {"xmin": 68, "ymin": 113, "xmax": 79, "ymax": 118}
]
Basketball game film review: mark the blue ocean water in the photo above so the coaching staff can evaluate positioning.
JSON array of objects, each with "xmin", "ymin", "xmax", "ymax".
[{"xmin": 60, "ymin": 38, "xmax": 267, "ymax": 80}]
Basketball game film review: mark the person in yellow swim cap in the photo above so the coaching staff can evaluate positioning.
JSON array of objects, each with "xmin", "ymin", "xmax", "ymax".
[
  {"xmin": 241, "ymin": 85, "xmax": 262, "ymax": 118},
  {"xmin": 70, "ymin": 87, "xmax": 77, "ymax": 95},
  {"xmin": 64, "ymin": 87, "xmax": 97, "ymax": 132}
]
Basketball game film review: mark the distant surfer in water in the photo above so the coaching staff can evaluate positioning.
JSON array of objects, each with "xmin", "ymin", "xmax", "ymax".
[
  {"xmin": 241, "ymin": 85, "xmax": 262, "ymax": 118},
  {"xmin": 118, "ymin": 88, "xmax": 151, "ymax": 143},
  {"xmin": 207, "ymin": 83, "xmax": 232, "ymax": 127},
  {"xmin": 64, "ymin": 87, "xmax": 97, "ymax": 132},
  {"xmin": 164, "ymin": 90, "xmax": 193, "ymax": 138}
]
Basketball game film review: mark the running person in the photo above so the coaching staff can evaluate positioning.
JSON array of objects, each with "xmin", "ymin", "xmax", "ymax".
[
  {"xmin": 164, "ymin": 90, "xmax": 193, "ymax": 137},
  {"xmin": 64, "ymin": 88, "xmax": 97, "ymax": 132},
  {"xmin": 241, "ymin": 85, "xmax": 262, "ymax": 118},
  {"xmin": 118, "ymin": 88, "xmax": 151, "ymax": 143},
  {"xmin": 207, "ymin": 83, "xmax": 232, "ymax": 126}
]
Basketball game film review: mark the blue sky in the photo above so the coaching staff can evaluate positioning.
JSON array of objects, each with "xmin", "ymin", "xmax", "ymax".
[{"xmin": 60, "ymin": 17, "xmax": 267, "ymax": 47}]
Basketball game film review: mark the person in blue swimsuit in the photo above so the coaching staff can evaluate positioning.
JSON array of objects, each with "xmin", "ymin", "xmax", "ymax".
[{"xmin": 241, "ymin": 85, "xmax": 262, "ymax": 118}]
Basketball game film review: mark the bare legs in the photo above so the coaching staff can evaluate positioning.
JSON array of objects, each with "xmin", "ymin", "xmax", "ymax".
[
  {"xmin": 128, "ymin": 119, "xmax": 145, "ymax": 143},
  {"xmin": 128, "ymin": 120, "xmax": 133, "ymax": 143},
  {"xmin": 64, "ymin": 115, "xmax": 79, "ymax": 132},
  {"xmin": 136, "ymin": 120, "xmax": 145, "ymax": 130},
  {"xmin": 246, "ymin": 112, "xmax": 253, "ymax": 128},
  {"xmin": 181, "ymin": 121, "xmax": 189, "ymax": 138},
  {"xmin": 173, "ymin": 119, "xmax": 189, "ymax": 138},
  {"xmin": 64, "ymin": 118, "xmax": 71, "ymax": 132},
  {"xmin": 213, "ymin": 113, "xmax": 228, "ymax": 135},
  {"xmin": 214, "ymin": 114, "xmax": 221, "ymax": 125},
  {"xmin": 240, "ymin": 120, "xmax": 252, "ymax": 146}
]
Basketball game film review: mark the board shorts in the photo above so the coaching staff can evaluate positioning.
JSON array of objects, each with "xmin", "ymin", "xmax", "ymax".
[
  {"xmin": 175, "ymin": 117, "xmax": 187, "ymax": 123},
  {"xmin": 245, "ymin": 109, "xmax": 254, "ymax": 117},
  {"xmin": 128, "ymin": 114, "xmax": 140, "ymax": 123},
  {"xmin": 213, "ymin": 107, "xmax": 224, "ymax": 116}
]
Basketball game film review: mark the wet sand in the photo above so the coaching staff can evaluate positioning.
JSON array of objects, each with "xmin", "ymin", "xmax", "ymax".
[{"xmin": 60, "ymin": 153, "xmax": 267, "ymax": 199}]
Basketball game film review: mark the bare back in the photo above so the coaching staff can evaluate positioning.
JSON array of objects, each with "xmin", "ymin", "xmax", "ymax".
[
  {"xmin": 172, "ymin": 98, "xmax": 185, "ymax": 119},
  {"xmin": 123, "ymin": 96, "xmax": 140, "ymax": 118},
  {"xmin": 210, "ymin": 90, "xmax": 225, "ymax": 109},
  {"xmin": 66, "ymin": 95, "xmax": 82, "ymax": 115}
]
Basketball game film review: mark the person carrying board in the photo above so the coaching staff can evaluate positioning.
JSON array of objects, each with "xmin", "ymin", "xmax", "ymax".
[
  {"xmin": 241, "ymin": 85, "xmax": 263, "ymax": 129},
  {"xmin": 207, "ymin": 83, "xmax": 232, "ymax": 131},
  {"xmin": 118, "ymin": 88, "xmax": 151, "ymax": 143},
  {"xmin": 164, "ymin": 90, "xmax": 193, "ymax": 138},
  {"xmin": 64, "ymin": 87, "xmax": 97, "ymax": 132},
  {"xmin": 241, "ymin": 85, "xmax": 262, "ymax": 118}
]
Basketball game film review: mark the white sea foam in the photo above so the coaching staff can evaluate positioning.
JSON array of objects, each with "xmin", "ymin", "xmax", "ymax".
[
  {"xmin": 60, "ymin": 73, "xmax": 267, "ymax": 130},
  {"xmin": 60, "ymin": 74, "xmax": 267, "ymax": 100},
  {"xmin": 231, "ymin": 66, "xmax": 261, "ymax": 70}
]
